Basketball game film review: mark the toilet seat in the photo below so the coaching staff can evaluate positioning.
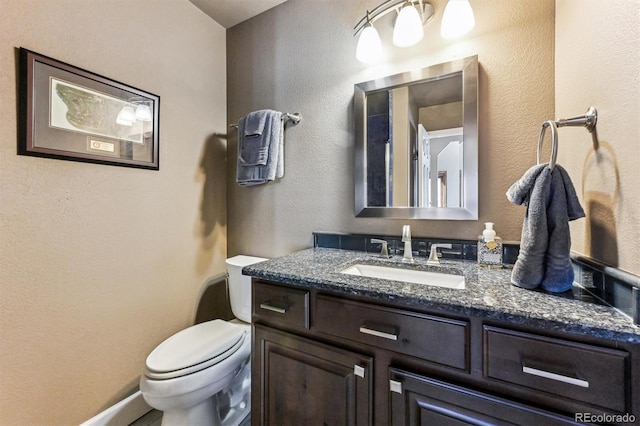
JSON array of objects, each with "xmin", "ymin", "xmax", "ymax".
[{"xmin": 145, "ymin": 319, "xmax": 246, "ymax": 380}]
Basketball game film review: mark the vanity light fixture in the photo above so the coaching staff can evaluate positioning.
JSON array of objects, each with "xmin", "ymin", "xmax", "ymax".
[{"xmin": 354, "ymin": 0, "xmax": 475, "ymax": 63}]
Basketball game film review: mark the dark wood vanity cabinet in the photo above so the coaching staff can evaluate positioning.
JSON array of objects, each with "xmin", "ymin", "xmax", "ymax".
[
  {"xmin": 253, "ymin": 324, "xmax": 372, "ymax": 425},
  {"xmin": 252, "ymin": 279, "xmax": 638, "ymax": 425}
]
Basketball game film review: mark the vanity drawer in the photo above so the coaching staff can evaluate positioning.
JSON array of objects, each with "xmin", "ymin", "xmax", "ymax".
[
  {"xmin": 252, "ymin": 281, "xmax": 309, "ymax": 329},
  {"xmin": 314, "ymin": 295, "xmax": 469, "ymax": 370},
  {"xmin": 484, "ymin": 326, "xmax": 628, "ymax": 413}
]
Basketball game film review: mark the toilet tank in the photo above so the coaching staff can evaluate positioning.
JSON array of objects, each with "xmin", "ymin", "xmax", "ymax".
[{"xmin": 226, "ymin": 255, "xmax": 267, "ymax": 323}]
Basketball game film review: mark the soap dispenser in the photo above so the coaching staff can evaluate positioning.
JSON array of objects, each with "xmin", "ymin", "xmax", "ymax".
[{"xmin": 478, "ymin": 222, "xmax": 503, "ymax": 268}]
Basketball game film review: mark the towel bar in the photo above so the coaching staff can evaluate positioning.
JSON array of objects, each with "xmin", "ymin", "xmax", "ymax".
[{"xmin": 230, "ymin": 112, "xmax": 301, "ymax": 129}]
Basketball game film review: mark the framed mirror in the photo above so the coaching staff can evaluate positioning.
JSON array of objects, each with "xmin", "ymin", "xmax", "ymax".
[{"xmin": 354, "ymin": 55, "xmax": 478, "ymax": 219}]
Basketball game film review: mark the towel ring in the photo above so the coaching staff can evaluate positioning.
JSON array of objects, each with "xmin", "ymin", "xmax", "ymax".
[{"xmin": 537, "ymin": 120, "xmax": 558, "ymax": 171}]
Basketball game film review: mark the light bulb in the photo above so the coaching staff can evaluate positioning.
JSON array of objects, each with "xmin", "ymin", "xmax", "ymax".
[
  {"xmin": 116, "ymin": 105, "xmax": 136, "ymax": 126},
  {"xmin": 135, "ymin": 104, "xmax": 152, "ymax": 122},
  {"xmin": 116, "ymin": 115, "xmax": 133, "ymax": 126},
  {"xmin": 393, "ymin": 3, "xmax": 424, "ymax": 47},
  {"xmin": 441, "ymin": 0, "xmax": 475, "ymax": 39},
  {"xmin": 356, "ymin": 24, "xmax": 382, "ymax": 63}
]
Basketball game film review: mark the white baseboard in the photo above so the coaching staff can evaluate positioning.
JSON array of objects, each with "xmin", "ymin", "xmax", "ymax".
[{"xmin": 80, "ymin": 390, "xmax": 152, "ymax": 426}]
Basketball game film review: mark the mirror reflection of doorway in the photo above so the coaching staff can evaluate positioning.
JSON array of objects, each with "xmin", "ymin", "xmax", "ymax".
[
  {"xmin": 418, "ymin": 125, "xmax": 430, "ymax": 207},
  {"xmin": 419, "ymin": 127, "xmax": 463, "ymax": 208},
  {"xmin": 435, "ymin": 137, "xmax": 463, "ymax": 208}
]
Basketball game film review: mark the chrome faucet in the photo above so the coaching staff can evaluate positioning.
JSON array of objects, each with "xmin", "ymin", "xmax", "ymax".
[
  {"xmin": 371, "ymin": 239, "xmax": 392, "ymax": 259},
  {"xmin": 401, "ymin": 225, "xmax": 414, "ymax": 263}
]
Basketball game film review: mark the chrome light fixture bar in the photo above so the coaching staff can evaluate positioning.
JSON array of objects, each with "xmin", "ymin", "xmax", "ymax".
[
  {"xmin": 354, "ymin": 0, "xmax": 435, "ymax": 61},
  {"xmin": 353, "ymin": 0, "xmax": 435, "ymax": 38},
  {"xmin": 355, "ymin": 0, "xmax": 475, "ymax": 63}
]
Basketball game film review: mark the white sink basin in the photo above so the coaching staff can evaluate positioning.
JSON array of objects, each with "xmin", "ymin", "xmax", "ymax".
[{"xmin": 340, "ymin": 263, "xmax": 465, "ymax": 289}]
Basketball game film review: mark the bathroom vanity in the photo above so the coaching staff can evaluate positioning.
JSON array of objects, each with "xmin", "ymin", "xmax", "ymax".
[{"xmin": 245, "ymin": 248, "xmax": 640, "ymax": 425}]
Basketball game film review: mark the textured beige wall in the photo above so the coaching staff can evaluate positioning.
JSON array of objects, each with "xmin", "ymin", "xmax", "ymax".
[
  {"xmin": 0, "ymin": 1, "xmax": 227, "ymax": 424},
  {"xmin": 556, "ymin": 0, "xmax": 640, "ymax": 275},
  {"xmin": 227, "ymin": 0, "xmax": 555, "ymax": 257}
]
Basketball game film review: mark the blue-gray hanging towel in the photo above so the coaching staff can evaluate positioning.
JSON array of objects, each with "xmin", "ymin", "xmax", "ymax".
[
  {"xmin": 506, "ymin": 164, "xmax": 585, "ymax": 292},
  {"xmin": 236, "ymin": 110, "xmax": 284, "ymax": 186}
]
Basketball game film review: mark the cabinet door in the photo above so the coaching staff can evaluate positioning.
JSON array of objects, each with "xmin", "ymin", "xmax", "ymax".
[
  {"xmin": 389, "ymin": 369, "xmax": 580, "ymax": 426},
  {"xmin": 253, "ymin": 324, "xmax": 373, "ymax": 426}
]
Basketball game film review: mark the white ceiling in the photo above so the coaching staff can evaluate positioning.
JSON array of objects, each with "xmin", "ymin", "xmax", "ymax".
[{"xmin": 189, "ymin": 0, "xmax": 288, "ymax": 28}]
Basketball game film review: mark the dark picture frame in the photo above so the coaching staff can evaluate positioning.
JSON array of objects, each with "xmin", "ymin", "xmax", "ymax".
[{"xmin": 18, "ymin": 48, "xmax": 160, "ymax": 170}]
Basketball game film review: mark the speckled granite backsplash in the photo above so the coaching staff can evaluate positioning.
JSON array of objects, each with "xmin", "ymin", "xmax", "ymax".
[
  {"xmin": 312, "ymin": 231, "xmax": 521, "ymax": 264},
  {"xmin": 312, "ymin": 231, "xmax": 640, "ymax": 325}
]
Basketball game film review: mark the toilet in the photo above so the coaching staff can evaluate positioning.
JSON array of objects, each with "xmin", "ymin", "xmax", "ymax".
[{"xmin": 140, "ymin": 255, "xmax": 267, "ymax": 426}]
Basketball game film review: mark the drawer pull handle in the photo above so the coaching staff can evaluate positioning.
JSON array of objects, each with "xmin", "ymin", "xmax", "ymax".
[
  {"xmin": 359, "ymin": 325, "xmax": 398, "ymax": 341},
  {"xmin": 522, "ymin": 365, "xmax": 589, "ymax": 388},
  {"xmin": 390, "ymin": 379, "xmax": 403, "ymax": 394},
  {"xmin": 259, "ymin": 303, "xmax": 287, "ymax": 314}
]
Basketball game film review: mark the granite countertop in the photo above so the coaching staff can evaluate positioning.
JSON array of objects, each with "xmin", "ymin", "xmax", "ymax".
[{"xmin": 243, "ymin": 248, "xmax": 640, "ymax": 344}]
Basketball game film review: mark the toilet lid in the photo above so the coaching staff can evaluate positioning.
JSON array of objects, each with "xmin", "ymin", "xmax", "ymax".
[{"xmin": 146, "ymin": 319, "xmax": 245, "ymax": 376}]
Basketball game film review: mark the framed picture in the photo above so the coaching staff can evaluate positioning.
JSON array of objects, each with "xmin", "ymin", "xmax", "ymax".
[{"xmin": 18, "ymin": 48, "xmax": 160, "ymax": 170}]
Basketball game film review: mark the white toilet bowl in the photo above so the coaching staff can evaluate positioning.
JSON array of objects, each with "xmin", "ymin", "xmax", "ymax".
[
  {"xmin": 140, "ymin": 255, "xmax": 266, "ymax": 426},
  {"xmin": 140, "ymin": 320, "xmax": 251, "ymax": 425}
]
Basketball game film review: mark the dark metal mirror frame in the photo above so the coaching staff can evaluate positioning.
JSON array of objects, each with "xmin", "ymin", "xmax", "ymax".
[{"xmin": 354, "ymin": 55, "xmax": 478, "ymax": 219}]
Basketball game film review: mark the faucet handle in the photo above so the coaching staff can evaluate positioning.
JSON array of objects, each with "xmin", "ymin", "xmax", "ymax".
[
  {"xmin": 371, "ymin": 238, "xmax": 392, "ymax": 258},
  {"xmin": 427, "ymin": 243, "xmax": 453, "ymax": 265},
  {"xmin": 427, "ymin": 244, "xmax": 441, "ymax": 264}
]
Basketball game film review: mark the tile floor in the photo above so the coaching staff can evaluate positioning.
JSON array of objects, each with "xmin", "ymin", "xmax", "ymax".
[
  {"xmin": 129, "ymin": 409, "xmax": 251, "ymax": 426},
  {"xmin": 129, "ymin": 409, "xmax": 162, "ymax": 426}
]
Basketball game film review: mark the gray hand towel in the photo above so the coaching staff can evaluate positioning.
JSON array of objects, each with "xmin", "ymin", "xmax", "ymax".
[
  {"xmin": 506, "ymin": 164, "xmax": 585, "ymax": 292},
  {"xmin": 238, "ymin": 110, "xmax": 275, "ymax": 166},
  {"xmin": 244, "ymin": 110, "xmax": 269, "ymax": 137},
  {"xmin": 236, "ymin": 110, "xmax": 284, "ymax": 186}
]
